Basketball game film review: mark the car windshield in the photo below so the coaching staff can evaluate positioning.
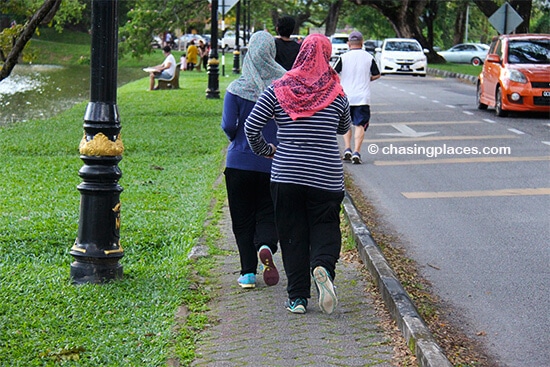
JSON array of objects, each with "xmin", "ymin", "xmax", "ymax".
[
  {"xmin": 332, "ymin": 38, "xmax": 348, "ymax": 44},
  {"xmin": 385, "ymin": 41, "xmax": 421, "ymax": 52},
  {"xmin": 507, "ymin": 39, "xmax": 550, "ymax": 64}
]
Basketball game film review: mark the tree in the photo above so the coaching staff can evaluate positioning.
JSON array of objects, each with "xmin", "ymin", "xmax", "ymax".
[
  {"xmin": 325, "ymin": 0, "xmax": 345, "ymax": 35},
  {"xmin": 0, "ymin": 0, "xmax": 62, "ymax": 82},
  {"xmin": 347, "ymin": 0, "xmax": 445, "ymax": 62},
  {"xmin": 0, "ymin": 0, "xmax": 85, "ymax": 82},
  {"xmin": 472, "ymin": 0, "xmax": 532, "ymax": 33},
  {"xmin": 118, "ymin": 0, "xmax": 211, "ymax": 58}
]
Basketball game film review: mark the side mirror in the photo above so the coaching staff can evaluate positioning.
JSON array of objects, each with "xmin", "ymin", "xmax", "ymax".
[
  {"xmin": 486, "ymin": 54, "xmax": 500, "ymax": 63},
  {"xmin": 375, "ymin": 47, "xmax": 382, "ymax": 52},
  {"xmin": 423, "ymin": 48, "xmax": 429, "ymax": 54}
]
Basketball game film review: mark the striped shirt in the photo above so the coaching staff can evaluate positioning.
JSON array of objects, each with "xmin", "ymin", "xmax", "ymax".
[{"xmin": 245, "ymin": 85, "xmax": 351, "ymax": 192}]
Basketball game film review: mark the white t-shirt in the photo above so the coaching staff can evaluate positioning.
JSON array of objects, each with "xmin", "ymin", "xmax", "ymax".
[
  {"xmin": 163, "ymin": 54, "xmax": 177, "ymax": 77},
  {"xmin": 336, "ymin": 49, "xmax": 378, "ymax": 106}
]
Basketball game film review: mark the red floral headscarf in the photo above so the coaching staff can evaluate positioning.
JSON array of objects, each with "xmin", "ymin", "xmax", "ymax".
[{"xmin": 273, "ymin": 33, "xmax": 345, "ymax": 120}]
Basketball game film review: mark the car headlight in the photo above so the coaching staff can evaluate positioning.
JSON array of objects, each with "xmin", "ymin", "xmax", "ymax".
[
  {"xmin": 382, "ymin": 56, "xmax": 395, "ymax": 63},
  {"xmin": 506, "ymin": 69, "xmax": 527, "ymax": 84},
  {"xmin": 414, "ymin": 56, "xmax": 427, "ymax": 63}
]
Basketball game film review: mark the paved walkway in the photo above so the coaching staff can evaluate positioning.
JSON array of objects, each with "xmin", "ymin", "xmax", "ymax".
[{"xmin": 191, "ymin": 205, "xmax": 395, "ymax": 367}]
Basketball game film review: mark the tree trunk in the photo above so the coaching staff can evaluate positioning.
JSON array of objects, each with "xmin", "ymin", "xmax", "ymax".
[
  {"xmin": 0, "ymin": 0, "xmax": 62, "ymax": 82},
  {"xmin": 325, "ymin": 0, "xmax": 344, "ymax": 36},
  {"xmin": 424, "ymin": 0, "xmax": 438, "ymax": 48},
  {"xmin": 453, "ymin": 1, "xmax": 469, "ymax": 45}
]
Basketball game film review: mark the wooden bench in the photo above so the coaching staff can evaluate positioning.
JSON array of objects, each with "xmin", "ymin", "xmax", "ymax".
[{"xmin": 157, "ymin": 63, "xmax": 181, "ymax": 89}]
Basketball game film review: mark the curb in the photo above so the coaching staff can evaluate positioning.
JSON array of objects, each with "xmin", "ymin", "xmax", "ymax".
[
  {"xmin": 427, "ymin": 67, "xmax": 478, "ymax": 85},
  {"xmin": 342, "ymin": 193, "xmax": 453, "ymax": 367}
]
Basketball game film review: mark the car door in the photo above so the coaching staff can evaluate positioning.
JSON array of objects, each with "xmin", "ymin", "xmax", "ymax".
[
  {"xmin": 482, "ymin": 39, "xmax": 502, "ymax": 104},
  {"xmin": 449, "ymin": 44, "xmax": 467, "ymax": 63}
]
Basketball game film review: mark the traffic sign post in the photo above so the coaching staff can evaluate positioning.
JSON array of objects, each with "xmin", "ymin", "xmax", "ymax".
[{"xmin": 488, "ymin": 2, "xmax": 523, "ymax": 34}]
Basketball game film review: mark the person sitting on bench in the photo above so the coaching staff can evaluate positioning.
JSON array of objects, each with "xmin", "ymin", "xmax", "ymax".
[{"xmin": 149, "ymin": 46, "xmax": 176, "ymax": 90}]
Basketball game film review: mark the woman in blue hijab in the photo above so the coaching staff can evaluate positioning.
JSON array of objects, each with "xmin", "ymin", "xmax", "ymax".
[{"xmin": 221, "ymin": 31, "xmax": 286, "ymax": 289}]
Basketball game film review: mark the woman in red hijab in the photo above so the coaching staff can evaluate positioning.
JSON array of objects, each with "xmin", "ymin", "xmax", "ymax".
[{"xmin": 245, "ymin": 34, "xmax": 351, "ymax": 315}]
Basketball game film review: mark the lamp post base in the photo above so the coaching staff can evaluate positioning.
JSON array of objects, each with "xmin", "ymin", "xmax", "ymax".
[{"xmin": 70, "ymin": 257, "xmax": 123, "ymax": 284}]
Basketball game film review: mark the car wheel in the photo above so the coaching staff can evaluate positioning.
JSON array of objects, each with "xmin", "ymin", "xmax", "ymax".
[
  {"xmin": 471, "ymin": 57, "xmax": 482, "ymax": 66},
  {"xmin": 495, "ymin": 86, "xmax": 508, "ymax": 117},
  {"xmin": 476, "ymin": 83, "xmax": 488, "ymax": 110}
]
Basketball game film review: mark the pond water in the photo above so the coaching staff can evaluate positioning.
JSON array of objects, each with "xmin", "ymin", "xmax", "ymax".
[{"xmin": 0, "ymin": 64, "xmax": 145, "ymax": 126}]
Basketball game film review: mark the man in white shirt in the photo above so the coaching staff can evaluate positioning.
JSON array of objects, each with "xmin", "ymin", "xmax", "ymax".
[
  {"xmin": 149, "ymin": 46, "xmax": 177, "ymax": 90},
  {"xmin": 334, "ymin": 31, "xmax": 381, "ymax": 164}
]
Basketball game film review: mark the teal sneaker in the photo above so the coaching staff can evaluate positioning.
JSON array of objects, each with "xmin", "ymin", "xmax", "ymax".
[
  {"xmin": 313, "ymin": 266, "xmax": 338, "ymax": 314},
  {"xmin": 258, "ymin": 245, "xmax": 279, "ymax": 286},
  {"xmin": 237, "ymin": 273, "xmax": 256, "ymax": 289},
  {"xmin": 285, "ymin": 298, "xmax": 308, "ymax": 314}
]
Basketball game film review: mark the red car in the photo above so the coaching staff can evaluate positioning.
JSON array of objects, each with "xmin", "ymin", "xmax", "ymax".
[{"xmin": 477, "ymin": 33, "xmax": 550, "ymax": 117}]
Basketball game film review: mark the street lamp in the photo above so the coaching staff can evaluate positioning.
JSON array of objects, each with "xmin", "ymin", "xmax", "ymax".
[
  {"xmin": 232, "ymin": 0, "xmax": 241, "ymax": 74},
  {"xmin": 206, "ymin": 0, "xmax": 220, "ymax": 99},
  {"xmin": 70, "ymin": 0, "xmax": 124, "ymax": 284}
]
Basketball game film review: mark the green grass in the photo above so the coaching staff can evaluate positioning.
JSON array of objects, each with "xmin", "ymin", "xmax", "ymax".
[
  {"xmin": 429, "ymin": 62, "xmax": 483, "ymax": 77},
  {"xmin": 0, "ymin": 67, "xmax": 238, "ymax": 366}
]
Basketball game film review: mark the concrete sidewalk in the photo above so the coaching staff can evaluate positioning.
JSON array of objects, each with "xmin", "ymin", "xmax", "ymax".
[{"xmin": 191, "ymin": 205, "xmax": 395, "ymax": 367}]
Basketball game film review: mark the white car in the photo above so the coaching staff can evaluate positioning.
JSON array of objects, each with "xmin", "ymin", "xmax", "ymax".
[
  {"xmin": 220, "ymin": 31, "xmax": 246, "ymax": 51},
  {"xmin": 330, "ymin": 33, "xmax": 349, "ymax": 58},
  {"xmin": 375, "ymin": 38, "xmax": 428, "ymax": 76},
  {"xmin": 438, "ymin": 43, "xmax": 489, "ymax": 66}
]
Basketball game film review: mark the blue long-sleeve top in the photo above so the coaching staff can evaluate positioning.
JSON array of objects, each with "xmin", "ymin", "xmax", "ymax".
[{"xmin": 221, "ymin": 91, "xmax": 277, "ymax": 174}]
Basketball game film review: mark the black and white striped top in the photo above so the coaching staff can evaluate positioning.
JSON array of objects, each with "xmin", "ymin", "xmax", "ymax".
[{"xmin": 245, "ymin": 85, "xmax": 351, "ymax": 192}]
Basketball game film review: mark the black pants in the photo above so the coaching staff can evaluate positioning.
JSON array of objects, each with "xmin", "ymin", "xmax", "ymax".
[
  {"xmin": 271, "ymin": 182, "xmax": 344, "ymax": 300},
  {"xmin": 224, "ymin": 168, "xmax": 278, "ymax": 275}
]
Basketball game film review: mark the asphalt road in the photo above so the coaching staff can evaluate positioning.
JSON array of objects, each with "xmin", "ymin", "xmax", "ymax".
[{"xmin": 343, "ymin": 74, "xmax": 550, "ymax": 367}]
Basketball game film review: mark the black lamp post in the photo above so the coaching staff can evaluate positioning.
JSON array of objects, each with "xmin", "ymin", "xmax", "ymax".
[
  {"xmin": 70, "ymin": 0, "xmax": 124, "ymax": 284},
  {"xmin": 206, "ymin": 0, "xmax": 220, "ymax": 99},
  {"xmin": 245, "ymin": 0, "xmax": 250, "ymax": 45},
  {"xmin": 232, "ymin": 0, "xmax": 241, "ymax": 74}
]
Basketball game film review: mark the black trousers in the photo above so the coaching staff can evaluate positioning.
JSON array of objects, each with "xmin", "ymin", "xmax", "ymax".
[
  {"xmin": 224, "ymin": 168, "xmax": 278, "ymax": 275},
  {"xmin": 271, "ymin": 182, "xmax": 344, "ymax": 300}
]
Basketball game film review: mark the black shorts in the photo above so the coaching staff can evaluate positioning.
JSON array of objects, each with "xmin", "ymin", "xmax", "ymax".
[{"xmin": 350, "ymin": 105, "xmax": 371, "ymax": 131}]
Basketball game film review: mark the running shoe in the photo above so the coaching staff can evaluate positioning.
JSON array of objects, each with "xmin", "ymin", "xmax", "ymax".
[
  {"xmin": 258, "ymin": 245, "xmax": 279, "ymax": 286},
  {"xmin": 351, "ymin": 152, "xmax": 362, "ymax": 164},
  {"xmin": 237, "ymin": 273, "xmax": 256, "ymax": 289},
  {"xmin": 343, "ymin": 148, "xmax": 352, "ymax": 161},
  {"xmin": 313, "ymin": 266, "xmax": 338, "ymax": 314},
  {"xmin": 285, "ymin": 298, "xmax": 308, "ymax": 314}
]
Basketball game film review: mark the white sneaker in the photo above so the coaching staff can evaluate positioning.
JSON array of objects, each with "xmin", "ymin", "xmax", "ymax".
[{"xmin": 313, "ymin": 266, "xmax": 338, "ymax": 314}]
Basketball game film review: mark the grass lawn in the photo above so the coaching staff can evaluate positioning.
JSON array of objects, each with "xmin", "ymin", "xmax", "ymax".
[{"xmin": 0, "ymin": 65, "xmax": 238, "ymax": 365}]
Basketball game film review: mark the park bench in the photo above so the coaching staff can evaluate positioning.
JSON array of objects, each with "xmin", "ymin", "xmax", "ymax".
[{"xmin": 157, "ymin": 63, "xmax": 181, "ymax": 89}]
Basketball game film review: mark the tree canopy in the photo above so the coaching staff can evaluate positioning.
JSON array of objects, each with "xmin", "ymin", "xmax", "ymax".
[{"xmin": 1, "ymin": 0, "xmax": 548, "ymax": 81}]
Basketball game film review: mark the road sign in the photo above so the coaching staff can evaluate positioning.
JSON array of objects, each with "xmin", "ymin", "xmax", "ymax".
[
  {"xmin": 488, "ymin": 2, "xmax": 523, "ymax": 34},
  {"xmin": 208, "ymin": 0, "xmax": 239, "ymax": 15}
]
